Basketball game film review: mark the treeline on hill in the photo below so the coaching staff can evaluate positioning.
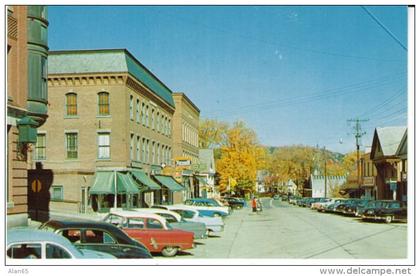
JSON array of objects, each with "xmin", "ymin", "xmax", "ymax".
[{"xmin": 199, "ymin": 118, "xmax": 357, "ymax": 195}]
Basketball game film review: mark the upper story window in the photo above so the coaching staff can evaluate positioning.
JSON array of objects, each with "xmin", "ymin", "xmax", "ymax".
[
  {"xmin": 145, "ymin": 105, "xmax": 149, "ymax": 127},
  {"xmin": 156, "ymin": 112, "xmax": 160, "ymax": 132},
  {"xmin": 141, "ymin": 103, "xmax": 145, "ymax": 126},
  {"xmin": 98, "ymin": 92, "xmax": 110, "ymax": 116},
  {"xmin": 65, "ymin": 132, "xmax": 78, "ymax": 159},
  {"xmin": 129, "ymin": 95, "xmax": 134, "ymax": 120},
  {"xmin": 136, "ymin": 99, "xmax": 140, "ymax": 123},
  {"xmin": 98, "ymin": 132, "xmax": 110, "ymax": 159},
  {"xmin": 65, "ymin": 93, "xmax": 77, "ymax": 116},
  {"xmin": 151, "ymin": 109, "xmax": 155, "ymax": 130},
  {"xmin": 130, "ymin": 134, "xmax": 134, "ymax": 160},
  {"xmin": 35, "ymin": 133, "xmax": 46, "ymax": 160}
]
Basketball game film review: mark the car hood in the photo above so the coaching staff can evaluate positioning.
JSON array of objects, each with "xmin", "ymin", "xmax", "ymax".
[{"xmin": 80, "ymin": 249, "xmax": 116, "ymax": 259}]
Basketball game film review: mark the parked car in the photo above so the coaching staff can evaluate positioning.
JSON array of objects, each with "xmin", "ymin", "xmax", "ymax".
[
  {"xmin": 335, "ymin": 199, "xmax": 361, "ymax": 214},
  {"xmin": 316, "ymin": 198, "xmax": 344, "ymax": 212},
  {"xmin": 162, "ymin": 205, "xmax": 224, "ymax": 234},
  {"xmin": 7, "ymin": 228, "xmax": 115, "ymax": 259},
  {"xmin": 182, "ymin": 198, "xmax": 230, "ymax": 217},
  {"xmin": 325, "ymin": 199, "xmax": 349, "ymax": 213},
  {"xmin": 341, "ymin": 199, "xmax": 371, "ymax": 216},
  {"xmin": 289, "ymin": 196, "xmax": 301, "ymax": 205},
  {"xmin": 129, "ymin": 208, "xmax": 207, "ymax": 239},
  {"xmin": 272, "ymin": 194, "xmax": 280, "ymax": 200},
  {"xmin": 103, "ymin": 211, "xmax": 194, "ymax": 257},
  {"xmin": 361, "ymin": 200, "xmax": 407, "ymax": 223},
  {"xmin": 223, "ymin": 197, "xmax": 247, "ymax": 209},
  {"xmin": 39, "ymin": 219, "xmax": 152, "ymax": 259},
  {"xmin": 355, "ymin": 200, "xmax": 386, "ymax": 217},
  {"xmin": 310, "ymin": 198, "xmax": 330, "ymax": 209}
]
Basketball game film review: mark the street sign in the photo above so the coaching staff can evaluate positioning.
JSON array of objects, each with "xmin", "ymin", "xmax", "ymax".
[{"xmin": 31, "ymin": 179, "xmax": 42, "ymax": 193}]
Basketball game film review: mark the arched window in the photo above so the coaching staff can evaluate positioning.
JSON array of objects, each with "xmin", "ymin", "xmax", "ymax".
[
  {"xmin": 98, "ymin": 92, "xmax": 110, "ymax": 116},
  {"xmin": 65, "ymin": 93, "xmax": 77, "ymax": 116}
]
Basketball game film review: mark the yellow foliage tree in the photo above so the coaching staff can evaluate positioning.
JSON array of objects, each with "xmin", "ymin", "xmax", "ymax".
[{"xmin": 216, "ymin": 121, "xmax": 264, "ymax": 194}]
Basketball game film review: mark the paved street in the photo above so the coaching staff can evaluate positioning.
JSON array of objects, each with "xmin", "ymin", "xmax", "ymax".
[{"xmin": 169, "ymin": 198, "xmax": 407, "ymax": 259}]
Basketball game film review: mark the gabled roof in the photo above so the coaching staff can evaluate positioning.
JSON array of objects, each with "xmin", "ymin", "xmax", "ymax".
[
  {"xmin": 48, "ymin": 49, "xmax": 175, "ymax": 108},
  {"xmin": 371, "ymin": 126, "xmax": 407, "ymax": 159},
  {"xmin": 396, "ymin": 129, "xmax": 407, "ymax": 157}
]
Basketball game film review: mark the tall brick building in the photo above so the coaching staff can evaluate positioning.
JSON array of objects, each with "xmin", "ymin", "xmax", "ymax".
[
  {"xmin": 35, "ymin": 49, "xmax": 181, "ymax": 214},
  {"xmin": 7, "ymin": 6, "xmax": 49, "ymax": 227}
]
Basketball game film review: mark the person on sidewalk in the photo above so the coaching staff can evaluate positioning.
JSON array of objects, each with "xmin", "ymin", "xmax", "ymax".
[{"xmin": 251, "ymin": 197, "xmax": 257, "ymax": 213}]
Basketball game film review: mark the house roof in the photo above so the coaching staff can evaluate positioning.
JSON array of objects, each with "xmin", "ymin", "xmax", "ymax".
[
  {"xmin": 372, "ymin": 126, "xmax": 407, "ymax": 158},
  {"xmin": 396, "ymin": 129, "xmax": 407, "ymax": 157},
  {"xmin": 48, "ymin": 49, "xmax": 175, "ymax": 108}
]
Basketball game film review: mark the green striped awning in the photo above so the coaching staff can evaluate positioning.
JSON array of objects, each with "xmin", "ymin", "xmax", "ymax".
[
  {"xmin": 130, "ymin": 169, "xmax": 161, "ymax": 191},
  {"xmin": 90, "ymin": 171, "xmax": 140, "ymax": 195},
  {"xmin": 154, "ymin": 175, "xmax": 185, "ymax": 191}
]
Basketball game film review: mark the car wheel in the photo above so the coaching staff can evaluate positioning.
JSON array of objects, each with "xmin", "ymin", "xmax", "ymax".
[
  {"xmin": 385, "ymin": 216, "xmax": 393, "ymax": 224},
  {"xmin": 162, "ymin": 246, "xmax": 179, "ymax": 257},
  {"xmin": 213, "ymin": 213, "xmax": 221, "ymax": 217}
]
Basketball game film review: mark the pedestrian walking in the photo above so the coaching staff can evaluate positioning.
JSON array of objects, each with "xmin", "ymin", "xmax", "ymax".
[{"xmin": 251, "ymin": 197, "xmax": 257, "ymax": 213}]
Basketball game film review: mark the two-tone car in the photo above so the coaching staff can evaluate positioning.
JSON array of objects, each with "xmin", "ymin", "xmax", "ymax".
[
  {"xmin": 223, "ymin": 197, "xmax": 247, "ymax": 209},
  {"xmin": 129, "ymin": 208, "xmax": 207, "ymax": 239},
  {"xmin": 7, "ymin": 229, "xmax": 115, "ymax": 259},
  {"xmin": 163, "ymin": 205, "xmax": 225, "ymax": 234},
  {"xmin": 182, "ymin": 198, "xmax": 231, "ymax": 217},
  {"xmin": 103, "ymin": 211, "xmax": 194, "ymax": 257},
  {"xmin": 39, "ymin": 219, "xmax": 152, "ymax": 258}
]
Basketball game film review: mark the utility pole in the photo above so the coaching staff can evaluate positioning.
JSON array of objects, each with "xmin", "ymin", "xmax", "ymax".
[
  {"xmin": 323, "ymin": 146, "xmax": 327, "ymax": 198},
  {"xmin": 347, "ymin": 118, "xmax": 369, "ymax": 197}
]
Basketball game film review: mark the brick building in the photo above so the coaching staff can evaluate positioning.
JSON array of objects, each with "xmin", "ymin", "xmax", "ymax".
[{"xmin": 7, "ymin": 6, "xmax": 49, "ymax": 228}]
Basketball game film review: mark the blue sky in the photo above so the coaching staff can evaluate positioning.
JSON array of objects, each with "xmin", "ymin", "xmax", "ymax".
[{"xmin": 48, "ymin": 5, "xmax": 408, "ymax": 154}]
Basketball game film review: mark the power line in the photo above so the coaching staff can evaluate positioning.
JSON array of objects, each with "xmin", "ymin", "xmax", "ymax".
[
  {"xmin": 205, "ymin": 73, "xmax": 405, "ymax": 117},
  {"xmin": 360, "ymin": 6, "xmax": 407, "ymax": 51},
  {"xmin": 358, "ymin": 88, "xmax": 406, "ymax": 118},
  {"xmin": 160, "ymin": 9, "xmax": 404, "ymax": 63}
]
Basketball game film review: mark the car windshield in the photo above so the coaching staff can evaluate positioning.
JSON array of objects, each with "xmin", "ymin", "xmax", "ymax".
[{"xmin": 166, "ymin": 222, "xmax": 172, "ymax": 229}]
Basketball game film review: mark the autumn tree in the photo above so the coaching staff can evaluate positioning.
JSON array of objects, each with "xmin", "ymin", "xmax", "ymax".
[
  {"xmin": 216, "ymin": 121, "xmax": 265, "ymax": 194},
  {"xmin": 199, "ymin": 119, "xmax": 229, "ymax": 149}
]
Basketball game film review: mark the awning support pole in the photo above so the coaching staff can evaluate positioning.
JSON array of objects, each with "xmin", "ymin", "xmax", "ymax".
[{"xmin": 114, "ymin": 170, "xmax": 117, "ymax": 209}]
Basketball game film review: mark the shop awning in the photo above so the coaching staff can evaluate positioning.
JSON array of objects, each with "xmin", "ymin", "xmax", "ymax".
[
  {"xmin": 154, "ymin": 175, "xmax": 185, "ymax": 191},
  {"xmin": 130, "ymin": 169, "xmax": 161, "ymax": 191},
  {"xmin": 90, "ymin": 171, "xmax": 140, "ymax": 195}
]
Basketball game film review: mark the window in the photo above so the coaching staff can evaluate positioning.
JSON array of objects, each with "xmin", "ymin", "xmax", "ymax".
[
  {"xmin": 129, "ymin": 95, "xmax": 134, "ymax": 120},
  {"xmin": 51, "ymin": 186, "xmax": 63, "ymax": 201},
  {"xmin": 46, "ymin": 244, "xmax": 71, "ymax": 259},
  {"xmin": 98, "ymin": 92, "xmax": 110, "ymax": 116},
  {"xmin": 157, "ymin": 143, "xmax": 160, "ymax": 164},
  {"xmin": 65, "ymin": 93, "xmax": 77, "ymax": 116},
  {"xmin": 130, "ymin": 134, "xmax": 134, "ymax": 160},
  {"xmin": 145, "ymin": 139, "xmax": 149, "ymax": 163},
  {"xmin": 161, "ymin": 114, "xmax": 164, "ymax": 134},
  {"xmin": 151, "ymin": 109, "xmax": 155, "ymax": 130},
  {"xmin": 98, "ymin": 132, "xmax": 110, "ymax": 159},
  {"xmin": 85, "ymin": 230, "xmax": 116, "ymax": 244},
  {"xmin": 127, "ymin": 218, "xmax": 145, "ymax": 229},
  {"xmin": 152, "ymin": 141, "xmax": 155, "ymax": 164},
  {"xmin": 65, "ymin": 133, "xmax": 78, "ymax": 159},
  {"xmin": 142, "ymin": 138, "xmax": 146, "ymax": 162},
  {"xmin": 146, "ymin": 218, "xmax": 163, "ymax": 229},
  {"xmin": 145, "ymin": 105, "xmax": 149, "ymax": 127},
  {"xmin": 136, "ymin": 136, "xmax": 140, "ymax": 161},
  {"xmin": 60, "ymin": 229, "xmax": 81, "ymax": 243},
  {"xmin": 35, "ymin": 133, "xmax": 46, "ymax": 160},
  {"xmin": 157, "ymin": 213, "xmax": 178, "ymax": 223},
  {"xmin": 136, "ymin": 99, "xmax": 140, "ymax": 123},
  {"xmin": 7, "ymin": 243, "xmax": 42, "ymax": 259},
  {"xmin": 168, "ymin": 119, "xmax": 171, "ymax": 136},
  {"xmin": 156, "ymin": 112, "xmax": 160, "ymax": 132},
  {"xmin": 141, "ymin": 103, "xmax": 145, "ymax": 125}
]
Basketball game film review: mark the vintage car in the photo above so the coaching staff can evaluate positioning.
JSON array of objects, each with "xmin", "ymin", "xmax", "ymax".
[
  {"xmin": 164, "ymin": 205, "xmax": 225, "ymax": 234},
  {"xmin": 39, "ymin": 219, "xmax": 152, "ymax": 258},
  {"xmin": 361, "ymin": 200, "xmax": 407, "ymax": 223},
  {"xmin": 179, "ymin": 199, "xmax": 230, "ymax": 217},
  {"xmin": 310, "ymin": 198, "xmax": 331, "ymax": 210},
  {"xmin": 288, "ymin": 196, "xmax": 301, "ymax": 205},
  {"xmin": 128, "ymin": 208, "xmax": 207, "ymax": 239},
  {"xmin": 341, "ymin": 199, "xmax": 371, "ymax": 216},
  {"xmin": 316, "ymin": 198, "xmax": 343, "ymax": 212},
  {"xmin": 7, "ymin": 229, "xmax": 115, "ymax": 259},
  {"xmin": 325, "ymin": 199, "xmax": 349, "ymax": 213},
  {"xmin": 335, "ymin": 199, "xmax": 363, "ymax": 214},
  {"xmin": 355, "ymin": 200, "xmax": 386, "ymax": 217},
  {"xmin": 223, "ymin": 197, "xmax": 247, "ymax": 209},
  {"xmin": 103, "ymin": 211, "xmax": 195, "ymax": 257}
]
